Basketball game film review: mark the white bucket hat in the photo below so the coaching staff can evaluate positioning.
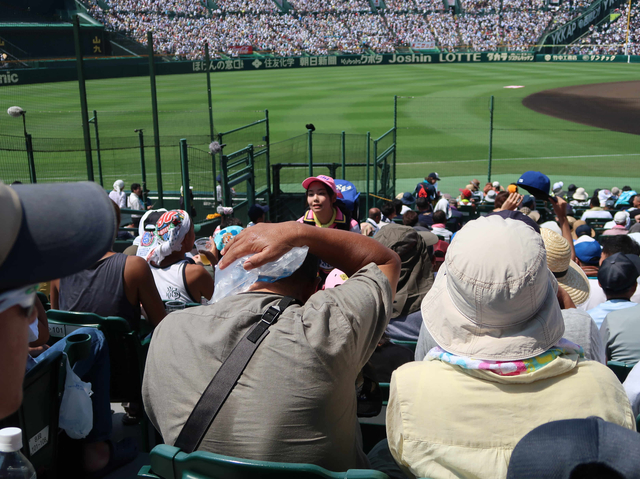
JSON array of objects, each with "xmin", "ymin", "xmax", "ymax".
[
  {"xmin": 572, "ymin": 187, "xmax": 588, "ymax": 201},
  {"xmin": 422, "ymin": 215, "xmax": 564, "ymax": 361}
]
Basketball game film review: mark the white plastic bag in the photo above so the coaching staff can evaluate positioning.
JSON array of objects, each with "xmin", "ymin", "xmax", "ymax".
[
  {"xmin": 210, "ymin": 246, "xmax": 309, "ymax": 304},
  {"xmin": 59, "ymin": 359, "xmax": 93, "ymax": 439}
]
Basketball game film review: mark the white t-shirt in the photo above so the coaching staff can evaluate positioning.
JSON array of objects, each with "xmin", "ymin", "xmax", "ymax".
[
  {"xmin": 109, "ymin": 190, "xmax": 127, "ymax": 208},
  {"xmin": 581, "ymin": 210, "xmax": 613, "ymax": 221}
]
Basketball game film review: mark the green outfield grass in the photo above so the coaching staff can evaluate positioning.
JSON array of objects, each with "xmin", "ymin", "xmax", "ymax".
[{"xmin": 1, "ymin": 62, "xmax": 639, "ymax": 195}]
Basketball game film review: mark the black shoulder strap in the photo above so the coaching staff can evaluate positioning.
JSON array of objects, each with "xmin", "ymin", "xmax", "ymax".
[{"xmin": 174, "ymin": 296, "xmax": 298, "ymax": 453}]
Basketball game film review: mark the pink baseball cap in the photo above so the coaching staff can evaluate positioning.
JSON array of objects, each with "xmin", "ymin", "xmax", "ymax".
[
  {"xmin": 302, "ymin": 175, "xmax": 343, "ymax": 199},
  {"xmin": 324, "ymin": 268, "xmax": 349, "ymax": 289}
]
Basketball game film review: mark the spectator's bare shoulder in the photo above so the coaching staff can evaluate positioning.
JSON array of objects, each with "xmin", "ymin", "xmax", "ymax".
[
  {"xmin": 124, "ymin": 254, "xmax": 152, "ymax": 276},
  {"xmin": 184, "ymin": 262, "xmax": 214, "ymax": 300}
]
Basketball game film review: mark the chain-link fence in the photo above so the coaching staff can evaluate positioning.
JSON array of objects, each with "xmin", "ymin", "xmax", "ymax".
[{"xmin": 269, "ymin": 130, "xmax": 395, "ymax": 221}]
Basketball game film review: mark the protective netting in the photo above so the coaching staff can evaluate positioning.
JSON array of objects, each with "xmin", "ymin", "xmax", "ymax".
[{"xmin": 395, "ymin": 96, "xmax": 640, "ymax": 194}]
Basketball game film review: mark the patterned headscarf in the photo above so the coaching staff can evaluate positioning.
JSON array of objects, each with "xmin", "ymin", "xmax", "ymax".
[{"xmin": 147, "ymin": 210, "xmax": 192, "ymax": 264}]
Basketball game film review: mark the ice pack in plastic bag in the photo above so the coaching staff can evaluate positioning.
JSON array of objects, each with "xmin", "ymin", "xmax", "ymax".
[
  {"xmin": 59, "ymin": 359, "xmax": 93, "ymax": 439},
  {"xmin": 210, "ymin": 246, "xmax": 309, "ymax": 304}
]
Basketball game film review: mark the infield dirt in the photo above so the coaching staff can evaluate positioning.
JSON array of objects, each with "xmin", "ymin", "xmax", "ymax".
[{"xmin": 522, "ymin": 81, "xmax": 640, "ymax": 135}]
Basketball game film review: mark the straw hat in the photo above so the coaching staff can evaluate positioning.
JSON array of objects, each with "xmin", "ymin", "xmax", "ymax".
[
  {"xmin": 540, "ymin": 228, "xmax": 590, "ymax": 306},
  {"xmin": 421, "ymin": 216, "xmax": 564, "ymax": 361}
]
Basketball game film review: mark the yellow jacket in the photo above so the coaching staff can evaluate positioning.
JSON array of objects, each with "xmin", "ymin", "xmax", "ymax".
[{"xmin": 387, "ymin": 355, "xmax": 635, "ymax": 479}]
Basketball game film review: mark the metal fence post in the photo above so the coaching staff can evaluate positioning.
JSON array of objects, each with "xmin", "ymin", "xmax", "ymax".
[
  {"xmin": 307, "ymin": 128, "xmax": 313, "ymax": 177},
  {"xmin": 180, "ymin": 139, "xmax": 191, "ymax": 215},
  {"xmin": 341, "ymin": 131, "xmax": 346, "ymax": 179},
  {"xmin": 265, "ymin": 110, "xmax": 271, "ymax": 211},
  {"xmin": 25, "ymin": 134, "xmax": 36, "ymax": 184},
  {"xmin": 73, "ymin": 15, "xmax": 94, "ymax": 182},
  {"xmin": 366, "ymin": 131, "xmax": 371, "ymax": 211},
  {"xmin": 248, "ymin": 144, "xmax": 255, "ymax": 206},
  {"xmin": 204, "ymin": 42, "xmax": 215, "ymax": 142},
  {"xmin": 393, "ymin": 96, "xmax": 398, "ymax": 198},
  {"xmin": 89, "ymin": 110, "xmax": 103, "ymax": 187},
  {"xmin": 487, "ymin": 95, "xmax": 494, "ymax": 183},
  {"xmin": 220, "ymin": 149, "xmax": 230, "ymax": 207},
  {"xmin": 217, "ymin": 132, "xmax": 225, "ymax": 205},
  {"xmin": 148, "ymin": 32, "xmax": 163, "ymax": 206},
  {"xmin": 373, "ymin": 139, "xmax": 378, "ymax": 197},
  {"xmin": 136, "ymin": 129, "xmax": 147, "ymax": 202}
]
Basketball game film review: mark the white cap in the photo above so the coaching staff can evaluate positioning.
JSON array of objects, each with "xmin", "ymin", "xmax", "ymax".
[
  {"xmin": 553, "ymin": 181, "xmax": 563, "ymax": 192},
  {"xmin": 0, "ymin": 428, "xmax": 23, "ymax": 452},
  {"xmin": 614, "ymin": 211, "xmax": 630, "ymax": 225},
  {"xmin": 492, "ymin": 181, "xmax": 500, "ymax": 188}
]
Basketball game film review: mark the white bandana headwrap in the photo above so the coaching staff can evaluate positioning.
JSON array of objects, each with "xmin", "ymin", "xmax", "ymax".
[
  {"xmin": 147, "ymin": 210, "xmax": 192, "ymax": 264},
  {"xmin": 113, "ymin": 179, "xmax": 125, "ymax": 193}
]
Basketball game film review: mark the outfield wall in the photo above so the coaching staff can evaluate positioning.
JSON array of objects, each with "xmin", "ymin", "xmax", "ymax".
[{"xmin": 2, "ymin": 52, "xmax": 639, "ymax": 87}]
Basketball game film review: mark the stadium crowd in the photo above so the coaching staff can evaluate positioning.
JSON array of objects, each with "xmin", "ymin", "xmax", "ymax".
[
  {"xmin": 4, "ymin": 170, "xmax": 640, "ymax": 479},
  {"xmin": 86, "ymin": 0, "xmax": 601, "ymax": 58},
  {"xmin": 568, "ymin": 6, "xmax": 640, "ymax": 55}
]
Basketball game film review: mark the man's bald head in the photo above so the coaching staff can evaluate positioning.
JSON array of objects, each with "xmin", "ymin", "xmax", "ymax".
[{"xmin": 369, "ymin": 208, "xmax": 381, "ymax": 223}]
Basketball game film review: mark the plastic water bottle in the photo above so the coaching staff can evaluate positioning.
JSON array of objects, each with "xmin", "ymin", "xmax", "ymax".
[{"xmin": 0, "ymin": 428, "xmax": 36, "ymax": 479}]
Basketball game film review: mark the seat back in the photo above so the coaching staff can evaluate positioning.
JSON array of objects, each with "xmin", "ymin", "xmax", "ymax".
[
  {"xmin": 0, "ymin": 334, "xmax": 90, "ymax": 479},
  {"xmin": 47, "ymin": 310, "xmax": 147, "ymax": 403},
  {"xmin": 389, "ymin": 340, "xmax": 417, "ymax": 353},
  {"xmin": 138, "ymin": 445, "xmax": 390, "ymax": 479},
  {"xmin": 607, "ymin": 360, "xmax": 635, "ymax": 383}
]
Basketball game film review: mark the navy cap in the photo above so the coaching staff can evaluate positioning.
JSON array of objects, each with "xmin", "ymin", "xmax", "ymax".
[
  {"xmin": 507, "ymin": 417, "xmax": 640, "ymax": 479},
  {"xmin": 0, "ymin": 182, "xmax": 115, "ymax": 291},
  {"xmin": 598, "ymin": 252, "xmax": 640, "ymax": 292},
  {"xmin": 517, "ymin": 171, "xmax": 553, "ymax": 201},
  {"xmin": 574, "ymin": 241, "xmax": 601, "ymax": 266},
  {"xmin": 401, "ymin": 192, "xmax": 416, "ymax": 206},
  {"xmin": 427, "ymin": 172, "xmax": 440, "ymax": 180},
  {"xmin": 248, "ymin": 204, "xmax": 269, "ymax": 223},
  {"xmin": 575, "ymin": 224, "xmax": 594, "ymax": 238},
  {"xmin": 520, "ymin": 194, "xmax": 535, "ymax": 209},
  {"xmin": 567, "ymin": 184, "xmax": 577, "ymax": 192}
]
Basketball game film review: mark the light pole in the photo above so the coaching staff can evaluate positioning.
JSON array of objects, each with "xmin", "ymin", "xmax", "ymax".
[{"xmin": 7, "ymin": 106, "xmax": 36, "ymax": 183}]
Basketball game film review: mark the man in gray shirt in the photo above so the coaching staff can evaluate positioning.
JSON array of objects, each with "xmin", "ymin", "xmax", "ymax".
[
  {"xmin": 601, "ymin": 303, "xmax": 640, "ymax": 363},
  {"xmin": 143, "ymin": 222, "xmax": 400, "ymax": 472}
]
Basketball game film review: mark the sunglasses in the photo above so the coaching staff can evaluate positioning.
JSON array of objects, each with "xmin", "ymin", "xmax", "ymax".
[{"xmin": 0, "ymin": 284, "xmax": 39, "ymax": 319}]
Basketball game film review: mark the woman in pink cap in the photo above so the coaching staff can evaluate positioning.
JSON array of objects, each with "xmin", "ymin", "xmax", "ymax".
[
  {"xmin": 298, "ymin": 175, "xmax": 360, "ymax": 279},
  {"xmin": 298, "ymin": 175, "xmax": 360, "ymax": 233}
]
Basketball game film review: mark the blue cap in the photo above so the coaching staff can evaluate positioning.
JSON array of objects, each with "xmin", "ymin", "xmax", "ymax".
[
  {"xmin": 574, "ymin": 240, "xmax": 601, "ymax": 265},
  {"xmin": 517, "ymin": 171, "xmax": 551, "ymax": 200}
]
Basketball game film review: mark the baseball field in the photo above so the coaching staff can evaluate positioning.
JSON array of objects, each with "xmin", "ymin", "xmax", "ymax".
[{"xmin": 1, "ymin": 61, "xmax": 639, "ymax": 196}]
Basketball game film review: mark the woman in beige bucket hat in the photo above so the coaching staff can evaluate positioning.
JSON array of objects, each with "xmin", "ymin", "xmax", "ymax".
[{"xmin": 386, "ymin": 215, "xmax": 634, "ymax": 479}]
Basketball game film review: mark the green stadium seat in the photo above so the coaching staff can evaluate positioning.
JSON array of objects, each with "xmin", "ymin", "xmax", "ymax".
[
  {"xmin": 138, "ymin": 444, "xmax": 390, "ymax": 479},
  {"xmin": 585, "ymin": 218, "xmax": 609, "ymax": 228},
  {"xmin": 607, "ymin": 360, "xmax": 635, "ymax": 383},
  {"xmin": 456, "ymin": 205, "xmax": 478, "ymax": 221},
  {"xmin": 390, "ymin": 340, "xmax": 417, "ymax": 353},
  {"xmin": 46, "ymin": 310, "xmax": 153, "ymax": 450},
  {"xmin": 0, "ymin": 334, "xmax": 91, "ymax": 479}
]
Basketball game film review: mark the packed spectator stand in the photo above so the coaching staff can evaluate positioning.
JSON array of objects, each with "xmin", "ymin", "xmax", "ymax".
[
  {"xmin": 3, "ymin": 171, "xmax": 640, "ymax": 478},
  {"xmin": 83, "ymin": 0, "xmax": 602, "ymax": 59}
]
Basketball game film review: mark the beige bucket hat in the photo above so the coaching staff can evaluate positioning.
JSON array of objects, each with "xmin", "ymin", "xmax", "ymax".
[
  {"xmin": 422, "ymin": 215, "xmax": 565, "ymax": 361},
  {"xmin": 540, "ymin": 228, "xmax": 590, "ymax": 306}
]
